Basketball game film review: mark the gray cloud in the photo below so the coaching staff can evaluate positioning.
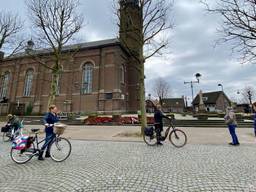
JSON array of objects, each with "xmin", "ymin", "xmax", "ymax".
[{"xmin": 1, "ymin": 0, "xmax": 256, "ymax": 103}]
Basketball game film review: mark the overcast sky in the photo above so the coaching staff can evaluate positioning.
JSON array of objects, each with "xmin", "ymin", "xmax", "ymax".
[{"xmin": 1, "ymin": 0, "xmax": 256, "ymax": 104}]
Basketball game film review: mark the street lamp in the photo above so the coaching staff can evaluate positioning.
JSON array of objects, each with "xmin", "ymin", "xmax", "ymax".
[
  {"xmin": 218, "ymin": 84, "xmax": 225, "ymax": 111},
  {"xmin": 218, "ymin": 84, "xmax": 223, "ymax": 92},
  {"xmin": 184, "ymin": 73, "xmax": 202, "ymax": 102}
]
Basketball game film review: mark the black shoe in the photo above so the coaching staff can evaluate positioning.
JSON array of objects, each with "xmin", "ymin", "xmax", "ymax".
[
  {"xmin": 229, "ymin": 142, "xmax": 235, "ymax": 146},
  {"xmin": 45, "ymin": 151, "xmax": 51, "ymax": 158},
  {"xmin": 157, "ymin": 142, "xmax": 163, "ymax": 145},
  {"xmin": 38, "ymin": 156, "xmax": 44, "ymax": 160},
  {"xmin": 234, "ymin": 143, "xmax": 240, "ymax": 146},
  {"xmin": 38, "ymin": 151, "xmax": 44, "ymax": 160}
]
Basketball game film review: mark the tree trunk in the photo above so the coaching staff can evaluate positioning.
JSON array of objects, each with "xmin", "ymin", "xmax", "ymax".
[
  {"xmin": 47, "ymin": 71, "xmax": 59, "ymax": 108},
  {"xmin": 140, "ymin": 60, "xmax": 147, "ymax": 135}
]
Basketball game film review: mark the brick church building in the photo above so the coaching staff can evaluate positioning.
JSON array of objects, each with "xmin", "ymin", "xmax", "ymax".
[{"xmin": 0, "ymin": 0, "xmax": 141, "ymax": 115}]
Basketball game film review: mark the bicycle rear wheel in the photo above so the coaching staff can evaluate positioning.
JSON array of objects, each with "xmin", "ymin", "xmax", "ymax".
[
  {"xmin": 10, "ymin": 147, "xmax": 34, "ymax": 164},
  {"xmin": 143, "ymin": 132, "xmax": 158, "ymax": 146},
  {"xmin": 50, "ymin": 137, "xmax": 71, "ymax": 162},
  {"xmin": 3, "ymin": 132, "xmax": 11, "ymax": 142},
  {"xmin": 169, "ymin": 129, "xmax": 187, "ymax": 148}
]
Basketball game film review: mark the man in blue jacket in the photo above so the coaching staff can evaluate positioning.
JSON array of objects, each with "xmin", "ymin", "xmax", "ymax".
[
  {"xmin": 38, "ymin": 105, "xmax": 59, "ymax": 160},
  {"xmin": 154, "ymin": 104, "xmax": 168, "ymax": 145}
]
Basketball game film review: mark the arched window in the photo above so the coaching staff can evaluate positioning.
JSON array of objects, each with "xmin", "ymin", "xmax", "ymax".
[
  {"xmin": 0, "ymin": 72, "xmax": 10, "ymax": 99},
  {"xmin": 23, "ymin": 69, "xmax": 33, "ymax": 96},
  {"xmin": 120, "ymin": 65, "xmax": 125, "ymax": 84},
  {"xmin": 82, "ymin": 63, "xmax": 93, "ymax": 94}
]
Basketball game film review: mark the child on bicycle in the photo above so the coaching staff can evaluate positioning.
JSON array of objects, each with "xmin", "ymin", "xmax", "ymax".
[
  {"xmin": 7, "ymin": 114, "xmax": 22, "ymax": 131},
  {"xmin": 38, "ymin": 105, "xmax": 60, "ymax": 160},
  {"xmin": 154, "ymin": 104, "xmax": 168, "ymax": 145}
]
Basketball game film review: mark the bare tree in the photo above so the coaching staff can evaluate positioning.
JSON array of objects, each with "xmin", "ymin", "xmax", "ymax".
[
  {"xmin": 241, "ymin": 86, "xmax": 255, "ymax": 106},
  {"xmin": 203, "ymin": 0, "xmax": 256, "ymax": 63},
  {"xmin": 26, "ymin": 0, "xmax": 84, "ymax": 107},
  {"xmin": 0, "ymin": 12, "xmax": 24, "ymax": 57},
  {"xmin": 116, "ymin": 0, "xmax": 172, "ymax": 133},
  {"xmin": 153, "ymin": 78, "xmax": 171, "ymax": 105}
]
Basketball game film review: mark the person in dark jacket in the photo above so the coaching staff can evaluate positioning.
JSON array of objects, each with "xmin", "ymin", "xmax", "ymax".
[
  {"xmin": 154, "ymin": 104, "xmax": 168, "ymax": 145},
  {"xmin": 7, "ymin": 114, "xmax": 22, "ymax": 132},
  {"xmin": 253, "ymin": 102, "xmax": 256, "ymax": 137},
  {"xmin": 38, "ymin": 105, "xmax": 59, "ymax": 160}
]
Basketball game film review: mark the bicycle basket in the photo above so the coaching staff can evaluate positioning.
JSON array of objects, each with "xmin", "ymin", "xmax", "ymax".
[
  {"xmin": 12, "ymin": 135, "xmax": 29, "ymax": 150},
  {"xmin": 144, "ymin": 126, "xmax": 154, "ymax": 136},
  {"xmin": 53, "ymin": 123, "xmax": 67, "ymax": 135}
]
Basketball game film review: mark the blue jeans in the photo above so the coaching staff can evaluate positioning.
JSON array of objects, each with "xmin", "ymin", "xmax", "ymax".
[
  {"xmin": 228, "ymin": 124, "xmax": 239, "ymax": 144},
  {"xmin": 41, "ymin": 132, "xmax": 55, "ymax": 152}
]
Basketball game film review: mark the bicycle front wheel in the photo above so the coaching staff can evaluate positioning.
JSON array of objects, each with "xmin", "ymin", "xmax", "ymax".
[
  {"xmin": 3, "ymin": 132, "xmax": 11, "ymax": 142},
  {"xmin": 50, "ymin": 137, "xmax": 71, "ymax": 162},
  {"xmin": 10, "ymin": 148, "xmax": 33, "ymax": 164},
  {"xmin": 169, "ymin": 129, "xmax": 187, "ymax": 148}
]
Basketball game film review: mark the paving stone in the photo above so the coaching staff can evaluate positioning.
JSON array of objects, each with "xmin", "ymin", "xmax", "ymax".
[{"xmin": 0, "ymin": 140, "xmax": 256, "ymax": 191}]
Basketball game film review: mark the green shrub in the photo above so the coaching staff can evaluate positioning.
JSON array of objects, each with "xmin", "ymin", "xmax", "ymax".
[{"xmin": 25, "ymin": 103, "xmax": 33, "ymax": 116}]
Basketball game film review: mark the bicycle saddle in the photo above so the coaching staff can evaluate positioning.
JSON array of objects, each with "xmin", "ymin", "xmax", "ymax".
[{"xmin": 31, "ymin": 128, "xmax": 40, "ymax": 133}]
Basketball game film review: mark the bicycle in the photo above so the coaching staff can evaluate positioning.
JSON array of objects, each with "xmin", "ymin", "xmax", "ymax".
[
  {"xmin": 143, "ymin": 117, "xmax": 187, "ymax": 148},
  {"xmin": 2, "ymin": 121, "xmax": 24, "ymax": 142},
  {"xmin": 10, "ymin": 126, "xmax": 72, "ymax": 164}
]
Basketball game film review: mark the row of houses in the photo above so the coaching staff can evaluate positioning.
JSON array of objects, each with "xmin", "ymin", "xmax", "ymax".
[{"xmin": 147, "ymin": 91, "xmax": 234, "ymax": 113}]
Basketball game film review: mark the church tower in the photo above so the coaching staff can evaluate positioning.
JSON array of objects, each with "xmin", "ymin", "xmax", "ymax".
[{"xmin": 119, "ymin": 0, "xmax": 142, "ymax": 112}]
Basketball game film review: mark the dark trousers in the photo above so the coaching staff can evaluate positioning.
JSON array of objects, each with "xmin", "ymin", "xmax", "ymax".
[
  {"xmin": 254, "ymin": 123, "xmax": 256, "ymax": 136},
  {"xmin": 155, "ymin": 123, "xmax": 163, "ymax": 142},
  {"xmin": 228, "ymin": 124, "xmax": 239, "ymax": 144},
  {"xmin": 41, "ymin": 132, "xmax": 55, "ymax": 152}
]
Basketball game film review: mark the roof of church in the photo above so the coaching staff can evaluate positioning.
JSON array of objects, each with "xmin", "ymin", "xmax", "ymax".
[{"xmin": 5, "ymin": 38, "xmax": 122, "ymax": 59}]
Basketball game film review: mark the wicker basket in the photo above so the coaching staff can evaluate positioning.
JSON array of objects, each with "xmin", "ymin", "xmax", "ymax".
[{"xmin": 53, "ymin": 123, "xmax": 67, "ymax": 135}]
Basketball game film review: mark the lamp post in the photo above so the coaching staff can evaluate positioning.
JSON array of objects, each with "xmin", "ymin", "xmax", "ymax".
[
  {"xmin": 184, "ymin": 73, "xmax": 202, "ymax": 103},
  {"xmin": 218, "ymin": 84, "xmax": 223, "ymax": 92},
  {"xmin": 218, "ymin": 84, "xmax": 225, "ymax": 111}
]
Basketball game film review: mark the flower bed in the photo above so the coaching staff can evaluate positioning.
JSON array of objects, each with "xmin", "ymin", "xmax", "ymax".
[{"xmin": 84, "ymin": 116, "xmax": 155, "ymax": 125}]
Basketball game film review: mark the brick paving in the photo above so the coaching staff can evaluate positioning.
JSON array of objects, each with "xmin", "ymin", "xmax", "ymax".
[{"xmin": 0, "ymin": 139, "xmax": 256, "ymax": 192}]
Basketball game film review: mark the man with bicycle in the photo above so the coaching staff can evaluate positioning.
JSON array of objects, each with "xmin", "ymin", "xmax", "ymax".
[
  {"xmin": 38, "ymin": 105, "xmax": 59, "ymax": 160},
  {"xmin": 154, "ymin": 104, "xmax": 168, "ymax": 145}
]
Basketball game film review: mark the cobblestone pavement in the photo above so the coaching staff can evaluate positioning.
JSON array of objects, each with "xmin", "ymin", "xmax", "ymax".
[{"xmin": 0, "ymin": 140, "xmax": 256, "ymax": 192}]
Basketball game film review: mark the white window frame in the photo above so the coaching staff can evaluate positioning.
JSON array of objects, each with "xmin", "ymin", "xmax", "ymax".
[
  {"xmin": 0, "ymin": 72, "xmax": 10, "ymax": 99},
  {"xmin": 82, "ymin": 63, "xmax": 93, "ymax": 94},
  {"xmin": 23, "ymin": 69, "xmax": 33, "ymax": 97}
]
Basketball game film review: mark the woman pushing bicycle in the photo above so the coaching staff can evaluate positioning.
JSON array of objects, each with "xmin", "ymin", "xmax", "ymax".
[{"xmin": 38, "ymin": 105, "xmax": 60, "ymax": 160}]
